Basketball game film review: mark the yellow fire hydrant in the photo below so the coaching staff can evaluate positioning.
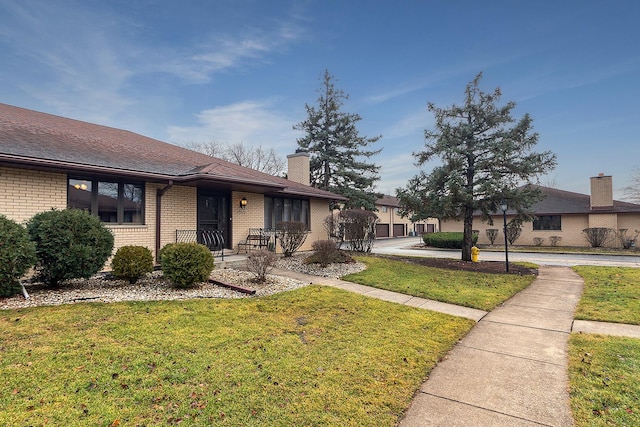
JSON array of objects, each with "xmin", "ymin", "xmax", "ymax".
[{"xmin": 471, "ymin": 246, "xmax": 480, "ymax": 262}]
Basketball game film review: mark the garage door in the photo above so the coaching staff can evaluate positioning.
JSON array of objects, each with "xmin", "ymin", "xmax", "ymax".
[
  {"xmin": 393, "ymin": 224, "xmax": 405, "ymax": 237},
  {"xmin": 376, "ymin": 223, "xmax": 390, "ymax": 238}
]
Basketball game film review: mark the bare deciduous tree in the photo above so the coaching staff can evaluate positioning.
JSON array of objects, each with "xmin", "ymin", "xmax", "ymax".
[
  {"xmin": 187, "ymin": 141, "xmax": 224, "ymax": 158},
  {"xmin": 188, "ymin": 141, "xmax": 286, "ymax": 176},
  {"xmin": 623, "ymin": 168, "xmax": 640, "ymax": 204},
  {"xmin": 225, "ymin": 143, "xmax": 286, "ymax": 176}
]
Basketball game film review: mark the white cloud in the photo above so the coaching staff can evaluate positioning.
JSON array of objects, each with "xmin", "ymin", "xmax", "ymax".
[
  {"xmin": 0, "ymin": 1, "xmax": 306, "ymax": 126},
  {"xmin": 159, "ymin": 18, "xmax": 305, "ymax": 83},
  {"xmin": 167, "ymin": 99, "xmax": 301, "ymax": 152}
]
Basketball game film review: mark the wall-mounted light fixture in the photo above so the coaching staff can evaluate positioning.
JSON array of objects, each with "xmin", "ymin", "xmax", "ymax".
[{"xmin": 240, "ymin": 197, "xmax": 248, "ymax": 210}]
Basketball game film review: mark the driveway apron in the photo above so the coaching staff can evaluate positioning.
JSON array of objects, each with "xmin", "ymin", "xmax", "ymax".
[{"xmin": 400, "ymin": 266, "xmax": 584, "ymax": 427}]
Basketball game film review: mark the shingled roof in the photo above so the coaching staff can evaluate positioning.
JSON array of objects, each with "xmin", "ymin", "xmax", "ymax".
[
  {"xmin": 0, "ymin": 103, "xmax": 344, "ymax": 201},
  {"xmin": 377, "ymin": 194, "xmax": 401, "ymax": 207},
  {"xmin": 512, "ymin": 185, "xmax": 640, "ymax": 215}
]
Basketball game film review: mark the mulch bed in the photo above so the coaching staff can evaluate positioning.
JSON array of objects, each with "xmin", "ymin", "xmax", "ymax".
[{"xmin": 373, "ymin": 254, "xmax": 537, "ymax": 276}]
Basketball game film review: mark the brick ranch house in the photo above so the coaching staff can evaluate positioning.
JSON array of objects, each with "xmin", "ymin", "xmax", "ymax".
[
  {"xmin": 439, "ymin": 174, "xmax": 640, "ymax": 248},
  {"xmin": 0, "ymin": 103, "xmax": 346, "ymax": 263}
]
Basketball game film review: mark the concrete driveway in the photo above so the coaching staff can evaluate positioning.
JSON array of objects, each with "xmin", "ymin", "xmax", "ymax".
[{"xmin": 371, "ymin": 236, "xmax": 640, "ymax": 268}]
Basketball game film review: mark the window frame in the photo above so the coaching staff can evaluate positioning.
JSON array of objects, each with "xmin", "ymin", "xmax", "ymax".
[
  {"xmin": 533, "ymin": 215, "xmax": 561, "ymax": 231},
  {"xmin": 68, "ymin": 177, "xmax": 145, "ymax": 225},
  {"xmin": 264, "ymin": 196, "xmax": 310, "ymax": 229}
]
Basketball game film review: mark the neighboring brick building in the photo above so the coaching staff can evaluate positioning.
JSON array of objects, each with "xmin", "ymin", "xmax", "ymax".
[
  {"xmin": 0, "ymin": 103, "xmax": 345, "ymax": 263},
  {"xmin": 439, "ymin": 175, "xmax": 640, "ymax": 248},
  {"xmin": 375, "ymin": 195, "xmax": 439, "ymax": 238}
]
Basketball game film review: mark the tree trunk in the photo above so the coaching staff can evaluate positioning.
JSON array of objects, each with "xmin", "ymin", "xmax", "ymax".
[{"xmin": 461, "ymin": 206, "xmax": 474, "ymax": 261}]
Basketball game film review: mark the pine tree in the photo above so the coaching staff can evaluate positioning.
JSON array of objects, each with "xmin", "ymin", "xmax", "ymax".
[
  {"xmin": 294, "ymin": 70, "xmax": 382, "ymax": 210},
  {"xmin": 397, "ymin": 73, "xmax": 556, "ymax": 261}
]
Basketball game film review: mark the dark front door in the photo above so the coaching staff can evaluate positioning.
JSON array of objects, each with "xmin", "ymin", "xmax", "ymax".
[{"xmin": 198, "ymin": 191, "xmax": 230, "ymax": 249}]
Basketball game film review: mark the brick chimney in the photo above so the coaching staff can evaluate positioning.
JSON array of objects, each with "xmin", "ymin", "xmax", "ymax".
[
  {"xmin": 287, "ymin": 150, "xmax": 310, "ymax": 186},
  {"xmin": 590, "ymin": 173, "xmax": 613, "ymax": 209}
]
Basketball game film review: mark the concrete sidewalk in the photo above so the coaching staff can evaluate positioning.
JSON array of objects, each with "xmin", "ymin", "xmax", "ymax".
[
  {"xmin": 399, "ymin": 266, "xmax": 583, "ymax": 426},
  {"xmin": 270, "ymin": 267, "xmax": 488, "ymax": 321},
  {"xmin": 269, "ymin": 263, "xmax": 639, "ymax": 425}
]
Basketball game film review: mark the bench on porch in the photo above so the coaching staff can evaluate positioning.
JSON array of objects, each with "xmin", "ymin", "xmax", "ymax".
[{"xmin": 237, "ymin": 228, "xmax": 272, "ymax": 253}]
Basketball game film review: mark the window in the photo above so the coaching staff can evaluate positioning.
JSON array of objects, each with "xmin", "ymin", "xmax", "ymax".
[
  {"xmin": 382, "ymin": 206, "xmax": 388, "ymax": 213},
  {"xmin": 68, "ymin": 178, "xmax": 144, "ymax": 224},
  {"xmin": 264, "ymin": 197, "xmax": 309, "ymax": 229},
  {"xmin": 533, "ymin": 215, "xmax": 561, "ymax": 231}
]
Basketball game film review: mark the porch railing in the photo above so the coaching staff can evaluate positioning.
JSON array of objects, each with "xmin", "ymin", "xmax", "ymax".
[{"xmin": 175, "ymin": 229, "xmax": 225, "ymax": 260}]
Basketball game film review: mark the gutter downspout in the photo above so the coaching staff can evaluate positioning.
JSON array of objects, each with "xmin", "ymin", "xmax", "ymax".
[{"xmin": 156, "ymin": 181, "xmax": 174, "ymax": 263}]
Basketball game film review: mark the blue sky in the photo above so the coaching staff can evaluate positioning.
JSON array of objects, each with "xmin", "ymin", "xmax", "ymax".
[{"xmin": 1, "ymin": 0, "xmax": 638, "ymax": 199}]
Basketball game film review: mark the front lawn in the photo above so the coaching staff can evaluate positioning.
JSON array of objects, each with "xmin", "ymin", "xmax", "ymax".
[
  {"xmin": 573, "ymin": 266, "xmax": 640, "ymax": 325},
  {"xmin": 569, "ymin": 334, "xmax": 640, "ymax": 426},
  {"xmin": 343, "ymin": 256, "xmax": 536, "ymax": 311},
  {"xmin": 0, "ymin": 285, "xmax": 473, "ymax": 426}
]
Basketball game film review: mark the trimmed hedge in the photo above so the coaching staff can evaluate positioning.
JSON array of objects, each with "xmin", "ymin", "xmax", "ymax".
[{"xmin": 423, "ymin": 232, "xmax": 478, "ymax": 249}]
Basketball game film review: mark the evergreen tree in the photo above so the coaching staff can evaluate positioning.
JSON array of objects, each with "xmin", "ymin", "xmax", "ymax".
[
  {"xmin": 397, "ymin": 73, "xmax": 556, "ymax": 261},
  {"xmin": 294, "ymin": 70, "xmax": 382, "ymax": 210}
]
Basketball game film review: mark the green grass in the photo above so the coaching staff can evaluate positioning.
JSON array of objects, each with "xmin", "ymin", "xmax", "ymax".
[
  {"xmin": 0, "ymin": 286, "xmax": 473, "ymax": 426},
  {"xmin": 480, "ymin": 245, "xmax": 640, "ymax": 256},
  {"xmin": 573, "ymin": 266, "xmax": 640, "ymax": 325},
  {"xmin": 569, "ymin": 334, "xmax": 640, "ymax": 426},
  {"xmin": 342, "ymin": 256, "xmax": 536, "ymax": 311}
]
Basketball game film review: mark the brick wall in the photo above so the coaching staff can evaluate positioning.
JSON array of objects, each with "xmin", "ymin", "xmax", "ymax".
[
  {"xmin": 232, "ymin": 192, "xmax": 265, "ymax": 250},
  {"xmin": 0, "ymin": 166, "xmax": 67, "ymax": 224},
  {"xmin": 159, "ymin": 184, "xmax": 197, "ymax": 250}
]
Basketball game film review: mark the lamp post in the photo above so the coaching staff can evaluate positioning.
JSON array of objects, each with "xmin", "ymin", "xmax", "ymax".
[{"xmin": 500, "ymin": 200, "xmax": 509, "ymax": 273}]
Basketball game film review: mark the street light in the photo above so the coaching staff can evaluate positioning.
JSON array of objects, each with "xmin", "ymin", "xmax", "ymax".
[{"xmin": 500, "ymin": 200, "xmax": 509, "ymax": 273}]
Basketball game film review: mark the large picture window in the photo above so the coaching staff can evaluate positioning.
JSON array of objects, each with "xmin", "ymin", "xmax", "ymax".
[
  {"xmin": 533, "ymin": 215, "xmax": 561, "ymax": 231},
  {"xmin": 264, "ymin": 197, "xmax": 309, "ymax": 229},
  {"xmin": 68, "ymin": 178, "xmax": 144, "ymax": 224}
]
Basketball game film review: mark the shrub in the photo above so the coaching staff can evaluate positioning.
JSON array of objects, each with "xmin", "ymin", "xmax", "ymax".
[
  {"xmin": 323, "ymin": 213, "xmax": 344, "ymax": 246},
  {"xmin": 276, "ymin": 221, "xmax": 308, "ymax": 257},
  {"xmin": 506, "ymin": 221, "xmax": 522, "ymax": 245},
  {"xmin": 582, "ymin": 227, "xmax": 613, "ymax": 248},
  {"xmin": 160, "ymin": 242, "xmax": 214, "ymax": 288},
  {"xmin": 308, "ymin": 240, "xmax": 352, "ymax": 267},
  {"xmin": 111, "ymin": 245, "xmax": 154, "ymax": 284},
  {"xmin": 246, "ymin": 249, "xmax": 278, "ymax": 283},
  {"xmin": 615, "ymin": 228, "xmax": 639, "ymax": 249},
  {"xmin": 533, "ymin": 237, "xmax": 545, "ymax": 247},
  {"xmin": 339, "ymin": 209, "xmax": 378, "ymax": 253},
  {"xmin": 486, "ymin": 229, "xmax": 499, "ymax": 245},
  {"xmin": 27, "ymin": 209, "xmax": 114, "ymax": 287},
  {"xmin": 0, "ymin": 215, "xmax": 37, "ymax": 297},
  {"xmin": 549, "ymin": 236, "xmax": 562, "ymax": 247},
  {"xmin": 423, "ymin": 232, "xmax": 478, "ymax": 249}
]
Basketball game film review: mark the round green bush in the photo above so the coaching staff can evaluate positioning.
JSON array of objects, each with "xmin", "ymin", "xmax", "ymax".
[
  {"xmin": 0, "ymin": 215, "xmax": 37, "ymax": 297},
  {"xmin": 111, "ymin": 245, "xmax": 154, "ymax": 284},
  {"xmin": 27, "ymin": 209, "xmax": 114, "ymax": 286},
  {"xmin": 160, "ymin": 242, "xmax": 214, "ymax": 288}
]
